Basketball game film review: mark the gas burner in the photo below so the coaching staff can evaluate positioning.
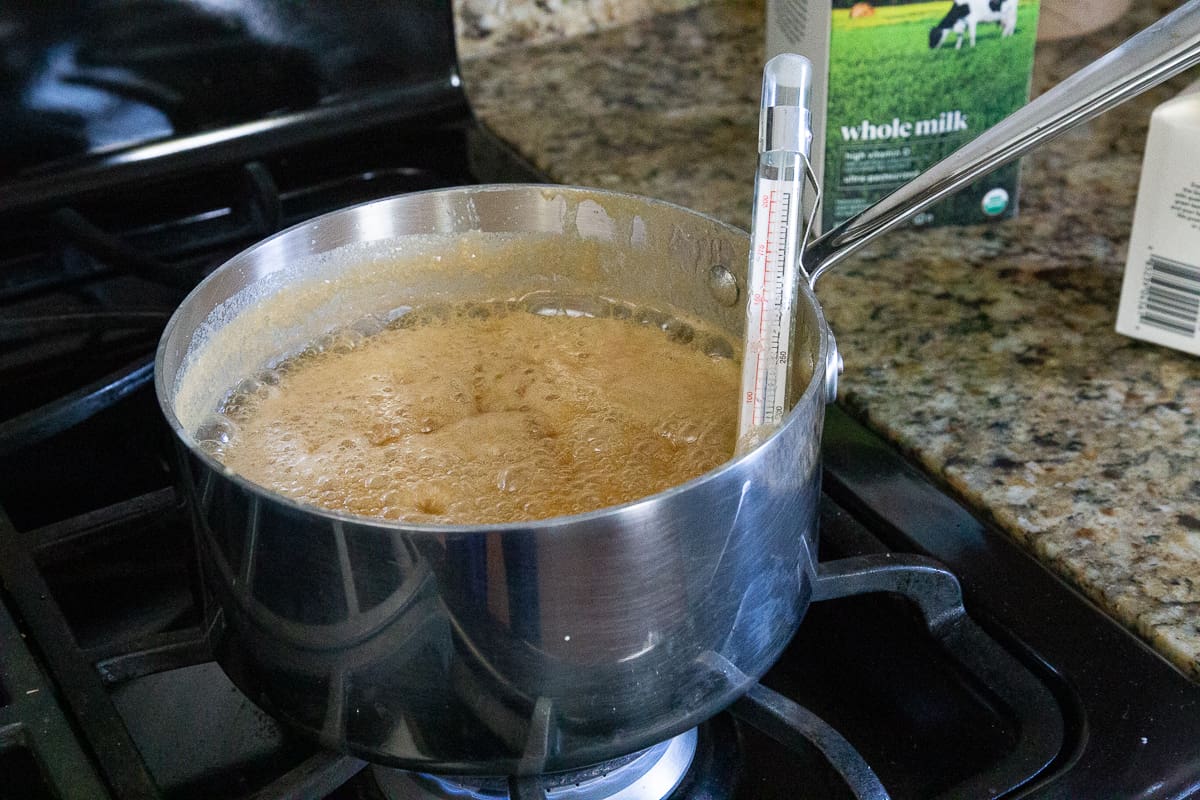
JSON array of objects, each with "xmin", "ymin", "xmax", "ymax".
[{"xmin": 371, "ymin": 727, "xmax": 711, "ymax": 800}]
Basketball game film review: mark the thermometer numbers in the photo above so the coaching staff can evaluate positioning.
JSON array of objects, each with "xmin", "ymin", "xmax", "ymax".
[
  {"xmin": 736, "ymin": 146, "xmax": 810, "ymax": 441},
  {"xmin": 741, "ymin": 181, "xmax": 798, "ymax": 432}
]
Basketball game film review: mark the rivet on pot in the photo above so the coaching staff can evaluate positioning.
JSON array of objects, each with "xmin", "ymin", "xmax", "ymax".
[
  {"xmin": 825, "ymin": 330, "xmax": 843, "ymax": 405},
  {"xmin": 707, "ymin": 265, "xmax": 739, "ymax": 307}
]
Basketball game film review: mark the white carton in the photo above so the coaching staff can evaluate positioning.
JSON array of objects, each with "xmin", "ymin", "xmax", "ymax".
[{"xmin": 1116, "ymin": 82, "xmax": 1200, "ymax": 356}]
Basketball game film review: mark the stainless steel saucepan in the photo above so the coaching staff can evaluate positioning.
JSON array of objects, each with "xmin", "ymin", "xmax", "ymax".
[{"xmin": 155, "ymin": 4, "xmax": 1200, "ymax": 776}]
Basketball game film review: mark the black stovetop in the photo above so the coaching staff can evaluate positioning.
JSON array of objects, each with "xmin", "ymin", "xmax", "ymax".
[
  {"xmin": 1, "ymin": 2, "xmax": 1198, "ymax": 798},
  {"xmin": 3, "ymin": 396, "xmax": 1199, "ymax": 800},
  {"xmin": 0, "ymin": 1, "xmax": 462, "ymax": 182}
]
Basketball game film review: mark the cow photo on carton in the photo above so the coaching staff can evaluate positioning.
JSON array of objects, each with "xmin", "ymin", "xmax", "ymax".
[{"xmin": 930, "ymin": 0, "xmax": 1018, "ymax": 48}]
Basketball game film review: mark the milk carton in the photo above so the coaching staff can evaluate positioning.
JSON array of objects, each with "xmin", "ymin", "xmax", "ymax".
[
  {"xmin": 766, "ymin": 0, "xmax": 1041, "ymax": 232},
  {"xmin": 1116, "ymin": 81, "xmax": 1200, "ymax": 355}
]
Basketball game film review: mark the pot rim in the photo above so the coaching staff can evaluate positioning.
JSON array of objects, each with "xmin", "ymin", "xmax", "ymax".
[{"xmin": 154, "ymin": 183, "xmax": 832, "ymax": 535}]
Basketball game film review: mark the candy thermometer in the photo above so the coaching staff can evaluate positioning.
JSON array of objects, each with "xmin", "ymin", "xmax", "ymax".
[{"xmin": 737, "ymin": 53, "xmax": 817, "ymax": 443}]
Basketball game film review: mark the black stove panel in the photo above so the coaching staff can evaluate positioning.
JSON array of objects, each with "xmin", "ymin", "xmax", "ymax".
[{"xmin": 0, "ymin": 1, "xmax": 462, "ymax": 180}]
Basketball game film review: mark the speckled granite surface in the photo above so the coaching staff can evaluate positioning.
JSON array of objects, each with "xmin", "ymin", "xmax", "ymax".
[
  {"xmin": 462, "ymin": 0, "xmax": 1200, "ymax": 680},
  {"xmin": 454, "ymin": 0, "xmax": 703, "ymax": 58}
]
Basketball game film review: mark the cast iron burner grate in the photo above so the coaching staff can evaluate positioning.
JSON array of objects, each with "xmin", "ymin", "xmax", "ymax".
[
  {"xmin": 0, "ymin": 466, "xmax": 1066, "ymax": 800},
  {"xmin": 8, "ymin": 407, "xmax": 1200, "ymax": 798}
]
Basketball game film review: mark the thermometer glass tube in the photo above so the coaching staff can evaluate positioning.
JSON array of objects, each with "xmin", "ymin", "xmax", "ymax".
[{"xmin": 737, "ymin": 53, "xmax": 816, "ymax": 443}]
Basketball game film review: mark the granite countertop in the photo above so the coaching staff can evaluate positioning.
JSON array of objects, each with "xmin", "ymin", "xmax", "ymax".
[
  {"xmin": 453, "ymin": 0, "xmax": 704, "ymax": 58},
  {"xmin": 460, "ymin": 0, "xmax": 1200, "ymax": 681}
]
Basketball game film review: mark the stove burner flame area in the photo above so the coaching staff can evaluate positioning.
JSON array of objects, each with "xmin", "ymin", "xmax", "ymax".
[{"xmin": 372, "ymin": 729, "xmax": 699, "ymax": 800}]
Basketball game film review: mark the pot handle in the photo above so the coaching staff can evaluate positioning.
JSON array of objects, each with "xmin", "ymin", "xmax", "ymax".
[{"xmin": 804, "ymin": 0, "xmax": 1200, "ymax": 286}]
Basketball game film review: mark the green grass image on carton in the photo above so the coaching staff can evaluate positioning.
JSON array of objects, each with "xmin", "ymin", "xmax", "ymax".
[{"xmin": 822, "ymin": 0, "xmax": 1039, "ymax": 230}]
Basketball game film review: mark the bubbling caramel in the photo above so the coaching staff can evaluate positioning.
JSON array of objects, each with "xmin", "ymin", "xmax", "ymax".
[{"xmin": 203, "ymin": 301, "xmax": 740, "ymax": 524}]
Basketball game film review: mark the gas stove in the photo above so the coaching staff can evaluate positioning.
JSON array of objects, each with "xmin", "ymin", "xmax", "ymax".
[
  {"xmin": 1, "ymin": 3, "xmax": 1199, "ymax": 799},
  {"xmin": 5, "ymin": 401, "xmax": 1200, "ymax": 800}
]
